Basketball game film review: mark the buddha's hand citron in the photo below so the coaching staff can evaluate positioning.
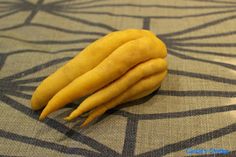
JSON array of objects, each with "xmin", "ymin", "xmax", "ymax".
[{"xmin": 31, "ymin": 29, "xmax": 168, "ymax": 127}]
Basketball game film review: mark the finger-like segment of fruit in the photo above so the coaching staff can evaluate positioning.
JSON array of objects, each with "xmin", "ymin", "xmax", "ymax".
[
  {"xmin": 31, "ymin": 29, "xmax": 147, "ymax": 110},
  {"xmin": 80, "ymin": 70, "xmax": 167, "ymax": 127},
  {"xmin": 66, "ymin": 58, "xmax": 167, "ymax": 121},
  {"xmin": 141, "ymin": 30, "xmax": 167, "ymax": 58},
  {"xmin": 125, "ymin": 85, "xmax": 160, "ymax": 102},
  {"xmin": 80, "ymin": 106, "xmax": 107, "ymax": 128}
]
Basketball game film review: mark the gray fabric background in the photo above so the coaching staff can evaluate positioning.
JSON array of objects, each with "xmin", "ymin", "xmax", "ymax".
[{"xmin": 0, "ymin": 0, "xmax": 236, "ymax": 156}]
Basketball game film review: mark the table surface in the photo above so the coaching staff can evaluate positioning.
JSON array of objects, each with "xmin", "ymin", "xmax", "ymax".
[{"xmin": 0, "ymin": 0, "xmax": 236, "ymax": 156}]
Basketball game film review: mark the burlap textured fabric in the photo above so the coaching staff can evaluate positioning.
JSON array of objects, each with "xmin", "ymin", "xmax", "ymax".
[{"xmin": 0, "ymin": 0, "xmax": 236, "ymax": 156}]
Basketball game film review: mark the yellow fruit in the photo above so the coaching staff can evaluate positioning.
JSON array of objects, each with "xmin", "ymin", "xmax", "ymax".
[{"xmin": 31, "ymin": 29, "xmax": 168, "ymax": 126}]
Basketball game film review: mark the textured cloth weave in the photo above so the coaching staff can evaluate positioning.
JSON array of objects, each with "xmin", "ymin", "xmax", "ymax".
[{"xmin": 0, "ymin": 0, "xmax": 236, "ymax": 156}]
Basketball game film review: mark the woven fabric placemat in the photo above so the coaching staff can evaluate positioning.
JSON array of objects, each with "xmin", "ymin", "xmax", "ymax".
[{"xmin": 0, "ymin": 0, "xmax": 236, "ymax": 156}]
